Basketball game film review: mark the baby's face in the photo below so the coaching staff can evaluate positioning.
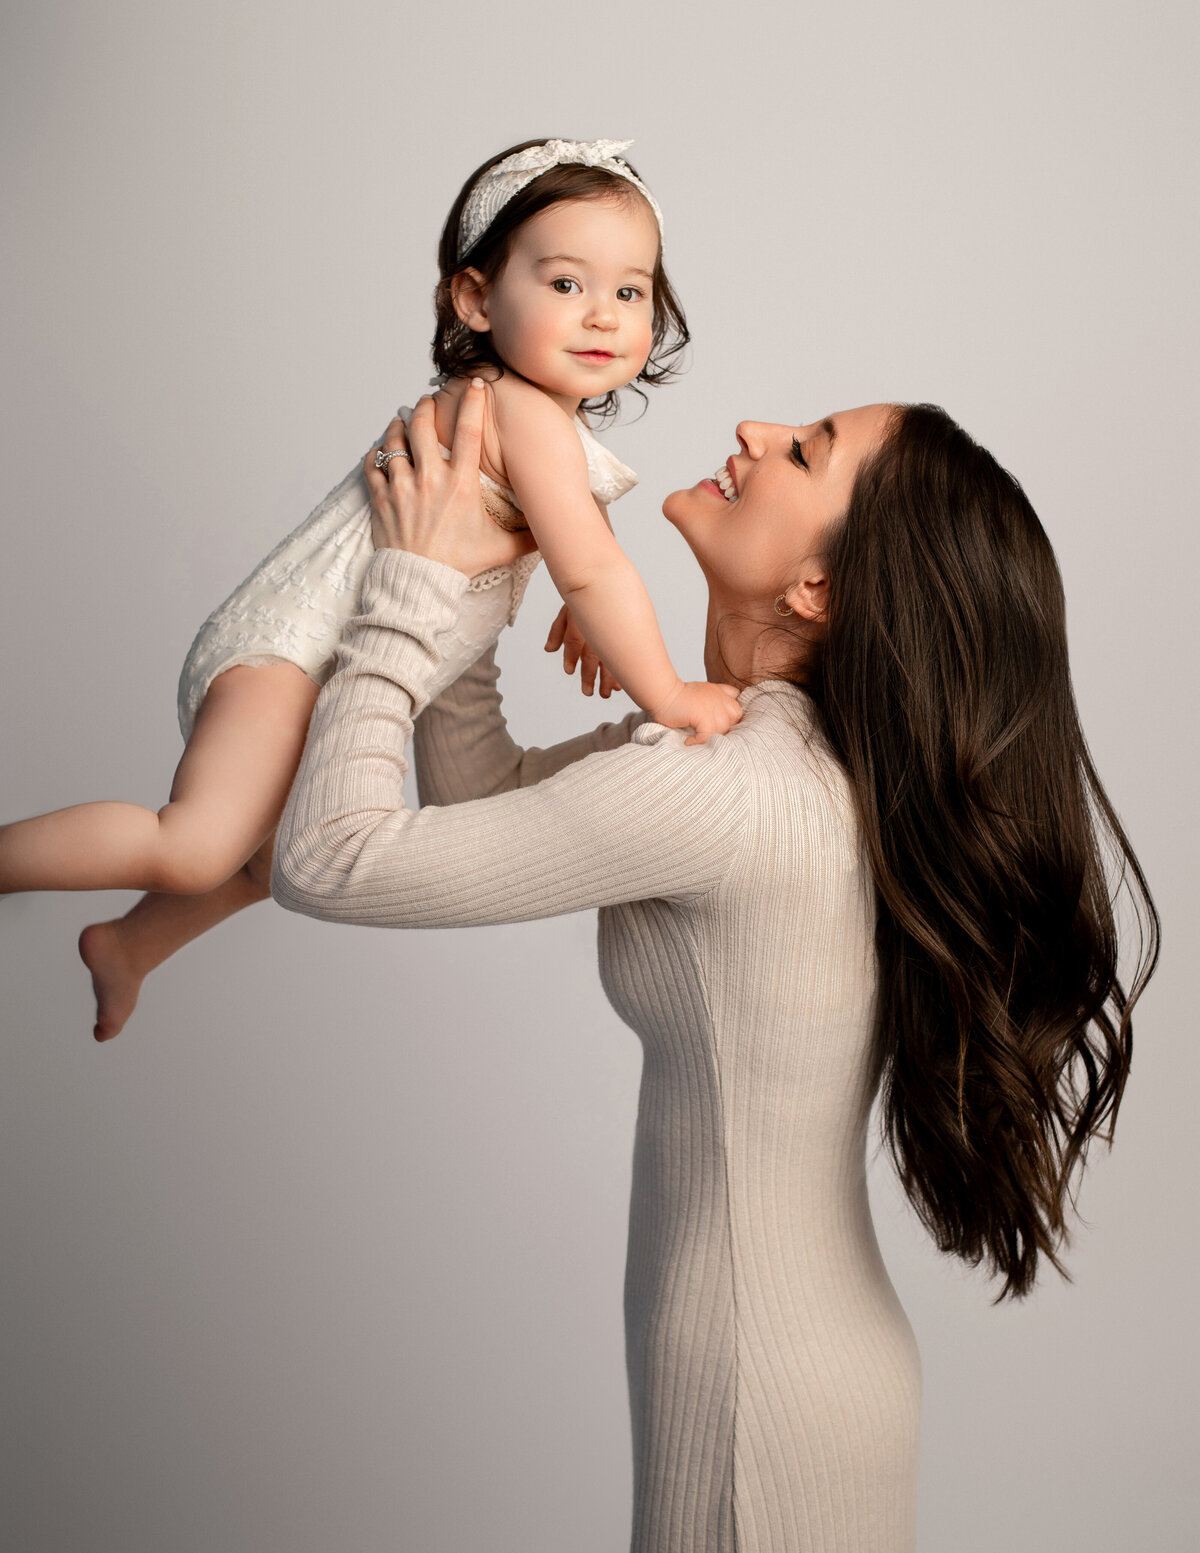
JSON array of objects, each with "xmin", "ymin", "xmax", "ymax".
[{"xmin": 473, "ymin": 195, "xmax": 659, "ymax": 402}]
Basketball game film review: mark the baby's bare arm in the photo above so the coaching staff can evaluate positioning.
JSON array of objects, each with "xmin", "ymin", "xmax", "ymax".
[{"xmin": 492, "ymin": 380, "xmax": 688, "ymax": 718}]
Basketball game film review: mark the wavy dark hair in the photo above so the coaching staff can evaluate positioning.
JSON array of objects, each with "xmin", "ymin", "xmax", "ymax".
[
  {"xmin": 431, "ymin": 139, "xmax": 690, "ymax": 424},
  {"xmin": 798, "ymin": 404, "xmax": 1159, "ymax": 1299}
]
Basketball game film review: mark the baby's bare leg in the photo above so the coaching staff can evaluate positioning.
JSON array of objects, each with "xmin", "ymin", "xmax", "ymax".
[
  {"xmin": 80, "ymin": 834, "xmax": 277, "ymax": 1042},
  {"xmin": 66, "ymin": 662, "xmax": 320, "ymax": 1039},
  {"xmin": 0, "ymin": 663, "xmax": 317, "ymax": 894}
]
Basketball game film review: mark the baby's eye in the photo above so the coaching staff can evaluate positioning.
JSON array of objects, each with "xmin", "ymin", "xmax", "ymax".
[
  {"xmin": 551, "ymin": 277, "xmax": 581, "ymax": 295},
  {"xmin": 617, "ymin": 286, "xmax": 644, "ymax": 303}
]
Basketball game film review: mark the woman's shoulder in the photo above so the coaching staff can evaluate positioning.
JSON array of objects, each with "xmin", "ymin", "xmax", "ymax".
[
  {"xmin": 563, "ymin": 705, "xmax": 753, "ymax": 808},
  {"xmin": 729, "ymin": 681, "xmax": 862, "ymax": 837}
]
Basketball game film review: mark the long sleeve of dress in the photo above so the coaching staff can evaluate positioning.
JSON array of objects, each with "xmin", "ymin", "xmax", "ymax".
[{"xmin": 271, "ymin": 549, "xmax": 749, "ymax": 930}]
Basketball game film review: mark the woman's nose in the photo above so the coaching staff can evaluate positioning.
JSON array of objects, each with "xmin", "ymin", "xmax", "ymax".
[{"xmin": 735, "ymin": 421, "xmax": 771, "ymax": 458}]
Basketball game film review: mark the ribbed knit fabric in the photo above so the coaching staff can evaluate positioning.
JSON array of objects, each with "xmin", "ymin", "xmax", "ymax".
[{"xmin": 273, "ymin": 549, "xmax": 921, "ymax": 1552}]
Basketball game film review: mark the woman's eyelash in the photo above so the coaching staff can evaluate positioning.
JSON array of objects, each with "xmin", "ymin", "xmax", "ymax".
[{"xmin": 791, "ymin": 438, "xmax": 809, "ymax": 470}]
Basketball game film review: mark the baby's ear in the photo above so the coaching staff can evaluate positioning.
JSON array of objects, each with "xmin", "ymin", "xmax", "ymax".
[{"xmin": 450, "ymin": 268, "xmax": 490, "ymax": 333}]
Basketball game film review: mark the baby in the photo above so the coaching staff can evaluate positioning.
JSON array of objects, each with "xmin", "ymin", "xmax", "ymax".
[{"xmin": 0, "ymin": 137, "xmax": 742, "ymax": 1038}]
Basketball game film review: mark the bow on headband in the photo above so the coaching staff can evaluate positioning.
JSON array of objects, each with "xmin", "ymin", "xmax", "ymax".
[
  {"xmin": 456, "ymin": 137, "xmax": 665, "ymax": 261},
  {"xmin": 501, "ymin": 137, "xmax": 637, "ymax": 174}
]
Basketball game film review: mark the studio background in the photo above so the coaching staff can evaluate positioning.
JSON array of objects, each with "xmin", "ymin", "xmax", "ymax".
[{"xmin": 2, "ymin": 2, "xmax": 1195, "ymax": 1549}]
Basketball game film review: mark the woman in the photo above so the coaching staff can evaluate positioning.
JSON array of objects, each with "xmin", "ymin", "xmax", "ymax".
[{"xmin": 272, "ymin": 383, "xmax": 1158, "ymax": 1552}]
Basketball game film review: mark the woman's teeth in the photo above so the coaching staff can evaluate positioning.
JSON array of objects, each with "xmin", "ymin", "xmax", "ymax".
[{"xmin": 713, "ymin": 466, "xmax": 737, "ymax": 502}]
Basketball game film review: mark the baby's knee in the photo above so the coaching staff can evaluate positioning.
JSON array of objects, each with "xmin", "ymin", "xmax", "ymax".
[{"xmin": 149, "ymin": 826, "xmax": 246, "ymax": 896}]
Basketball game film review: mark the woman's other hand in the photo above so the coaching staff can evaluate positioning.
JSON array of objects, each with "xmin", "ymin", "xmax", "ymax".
[
  {"xmin": 364, "ymin": 383, "xmax": 537, "ymax": 577},
  {"xmin": 544, "ymin": 605, "xmax": 622, "ymax": 698}
]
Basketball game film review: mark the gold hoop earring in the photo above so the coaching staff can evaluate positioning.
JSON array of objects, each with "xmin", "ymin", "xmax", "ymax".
[{"xmin": 773, "ymin": 594, "xmax": 794, "ymax": 617}]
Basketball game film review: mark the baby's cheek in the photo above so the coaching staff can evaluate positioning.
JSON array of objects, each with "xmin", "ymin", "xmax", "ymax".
[
  {"xmin": 522, "ymin": 313, "xmax": 565, "ymax": 369},
  {"xmin": 630, "ymin": 317, "xmax": 655, "ymax": 367}
]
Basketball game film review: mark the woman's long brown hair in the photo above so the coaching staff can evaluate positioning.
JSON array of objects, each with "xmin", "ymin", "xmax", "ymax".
[{"xmin": 803, "ymin": 404, "xmax": 1159, "ymax": 1298}]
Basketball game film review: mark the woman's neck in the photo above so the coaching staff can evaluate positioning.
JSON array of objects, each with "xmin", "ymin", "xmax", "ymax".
[{"xmin": 703, "ymin": 596, "xmax": 812, "ymax": 690}]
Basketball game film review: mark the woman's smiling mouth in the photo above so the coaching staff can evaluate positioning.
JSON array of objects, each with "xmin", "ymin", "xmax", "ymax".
[{"xmin": 703, "ymin": 460, "xmax": 738, "ymax": 503}]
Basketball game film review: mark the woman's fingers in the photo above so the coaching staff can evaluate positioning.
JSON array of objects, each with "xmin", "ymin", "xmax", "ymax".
[
  {"xmin": 544, "ymin": 605, "xmax": 569, "ymax": 653},
  {"xmin": 579, "ymin": 647, "xmax": 600, "ymax": 696},
  {"xmin": 363, "ymin": 418, "xmax": 412, "ymax": 490},
  {"xmin": 405, "ymin": 396, "xmax": 438, "ymax": 472},
  {"xmin": 448, "ymin": 378, "xmax": 486, "ymax": 477},
  {"xmin": 544, "ymin": 607, "xmax": 618, "ymax": 698},
  {"xmin": 359, "ymin": 391, "xmax": 529, "ymax": 574}
]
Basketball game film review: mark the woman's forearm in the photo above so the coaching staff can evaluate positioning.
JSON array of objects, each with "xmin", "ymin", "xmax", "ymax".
[
  {"xmin": 271, "ymin": 550, "xmax": 467, "ymax": 923},
  {"xmin": 413, "ymin": 644, "xmax": 644, "ymax": 808},
  {"xmin": 271, "ymin": 550, "xmax": 747, "ymax": 930}
]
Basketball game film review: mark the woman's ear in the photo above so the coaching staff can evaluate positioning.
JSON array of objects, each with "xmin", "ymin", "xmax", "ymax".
[
  {"xmin": 782, "ymin": 563, "xmax": 829, "ymax": 624},
  {"xmin": 450, "ymin": 268, "xmax": 490, "ymax": 333}
]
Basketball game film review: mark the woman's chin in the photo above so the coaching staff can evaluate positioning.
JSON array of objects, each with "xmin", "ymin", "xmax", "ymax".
[{"xmin": 662, "ymin": 483, "xmax": 709, "ymax": 529}]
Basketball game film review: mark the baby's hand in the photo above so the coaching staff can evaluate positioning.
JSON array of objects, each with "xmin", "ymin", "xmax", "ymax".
[
  {"xmin": 653, "ymin": 680, "xmax": 743, "ymax": 746},
  {"xmin": 544, "ymin": 605, "xmax": 622, "ymax": 699}
]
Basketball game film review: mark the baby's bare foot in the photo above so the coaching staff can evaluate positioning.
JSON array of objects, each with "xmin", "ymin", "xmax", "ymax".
[{"xmin": 78, "ymin": 920, "xmax": 144, "ymax": 1042}]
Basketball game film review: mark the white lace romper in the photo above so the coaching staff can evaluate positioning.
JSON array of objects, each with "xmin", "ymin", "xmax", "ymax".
[{"xmin": 176, "ymin": 405, "xmax": 638, "ymax": 741}]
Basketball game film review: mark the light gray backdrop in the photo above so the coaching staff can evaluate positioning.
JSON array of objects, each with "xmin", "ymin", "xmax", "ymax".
[{"xmin": 2, "ymin": 2, "xmax": 1195, "ymax": 1550}]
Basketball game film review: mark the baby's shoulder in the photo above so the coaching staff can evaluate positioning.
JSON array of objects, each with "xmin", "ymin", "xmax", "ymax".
[
  {"xmin": 438, "ymin": 372, "xmax": 583, "ymax": 491},
  {"xmin": 488, "ymin": 371, "xmax": 573, "ymax": 433},
  {"xmin": 490, "ymin": 375, "xmax": 588, "ymax": 480}
]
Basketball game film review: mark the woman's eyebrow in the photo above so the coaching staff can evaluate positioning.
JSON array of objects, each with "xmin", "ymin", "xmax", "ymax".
[{"xmin": 796, "ymin": 419, "xmax": 838, "ymax": 467}]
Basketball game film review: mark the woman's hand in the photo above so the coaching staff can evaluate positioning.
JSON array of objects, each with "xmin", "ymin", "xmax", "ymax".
[
  {"xmin": 364, "ymin": 383, "xmax": 537, "ymax": 577},
  {"xmin": 544, "ymin": 605, "xmax": 623, "ymax": 698}
]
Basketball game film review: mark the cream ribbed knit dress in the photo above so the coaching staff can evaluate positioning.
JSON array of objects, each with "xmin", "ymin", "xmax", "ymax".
[{"xmin": 272, "ymin": 549, "xmax": 922, "ymax": 1553}]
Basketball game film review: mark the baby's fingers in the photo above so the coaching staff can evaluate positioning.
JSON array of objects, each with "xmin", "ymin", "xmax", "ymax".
[{"xmin": 683, "ymin": 698, "xmax": 744, "ymax": 746}]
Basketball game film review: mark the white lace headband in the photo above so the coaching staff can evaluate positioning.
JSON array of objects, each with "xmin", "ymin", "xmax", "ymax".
[{"xmin": 456, "ymin": 137, "xmax": 665, "ymax": 262}]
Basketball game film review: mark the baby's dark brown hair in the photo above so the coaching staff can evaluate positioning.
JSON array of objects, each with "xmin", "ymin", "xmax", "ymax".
[{"xmin": 431, "ymin": 139, "xmax": 690, "ymax": 423}]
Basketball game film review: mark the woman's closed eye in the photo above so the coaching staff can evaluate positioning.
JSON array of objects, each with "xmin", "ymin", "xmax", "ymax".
[{"xmin": 791, "ymin": 437, "xmax": 809, "ymax": 471}]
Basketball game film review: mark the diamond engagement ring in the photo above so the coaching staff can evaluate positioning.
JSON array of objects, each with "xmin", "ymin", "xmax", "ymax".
[{"xmin": 375, "ymin": 449, "xmax": 412, "ymax": 470}]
